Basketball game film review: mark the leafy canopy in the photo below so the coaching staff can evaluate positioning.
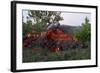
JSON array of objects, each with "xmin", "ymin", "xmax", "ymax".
[{"xmin": 75, "ymin": 17, "xmax": 91, "ymax": 42}]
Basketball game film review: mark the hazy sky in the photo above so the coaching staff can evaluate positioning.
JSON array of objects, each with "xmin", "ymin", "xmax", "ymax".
[
  {"xmin": 60, "ymin": 12, "xmax": 91, "ymax": 26},
  {"xmin": 23, "ymin": 10, "xmax": 91, "ymax": 26}
]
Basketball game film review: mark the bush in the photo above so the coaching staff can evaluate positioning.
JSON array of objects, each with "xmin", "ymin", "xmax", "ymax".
[
  {"xmin": 33, "ymin": 22, "xmax": 46, "ymax": 32},
  {"xmin": 47, "ymin": 52, "xmax": 63, "ymax": 61},
  {"xmin": 23, "ymin": 20, "xmax": 33, "ymax": 36},
  {"xmin": 64, "ymin": 48, "xmax": 91, "ymax": 60},
  {"xmin": 23, "ymin": 47, "xmax": 91, "ymax": 62},
  {"xmin": 32, "ymin": 53, "xmax": 44, "ymax": 62},
  {"xmin": 74, "ymin": 17, "xmax": 91, "ymax": 42}
]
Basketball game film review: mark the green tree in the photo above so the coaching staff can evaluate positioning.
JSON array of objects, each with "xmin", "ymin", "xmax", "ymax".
[
  {"xmin": 28, "ymin": 11, "xmax": 63, "ymax": 32},
  {"xmin": 23, "ymin": 20, "xmax": 33, "ymax": 36},
  {"xmin": 75, "ymin": 17, "xmax": 91, "ymax": 42}
]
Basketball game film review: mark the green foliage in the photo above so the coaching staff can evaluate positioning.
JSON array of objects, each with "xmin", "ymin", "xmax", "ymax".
[
  {"xmin": 48, "ymin": 53, "xmax": 63, "ymax": 61},
  {"xmin": 23, "ymin": 48, "xmax": 91, "ymax": 62},
  {"xmin": 32, "ymin": 53, "xmax": 44, "ymax": 62},
  {"xmin": 64, "ymin": 49, "xmax": 90, "ymax": 60},
  {"xmin": 29, "ymin": 11, "xmax": 54, "ymax": 23},
  {"xmin": 75, "ymin": 17, "xmax": 91, "ymax": 42},
  {"xmin": 33, "ymin": 22, "xmax": 47, "ymax": 32},
  {"xmin": 28, "ymin": 10, "xmax": 63, "ymax": 32},
  {"xmin": 23, "ymin": 20, "xmax": 33, "ymax": 36}
]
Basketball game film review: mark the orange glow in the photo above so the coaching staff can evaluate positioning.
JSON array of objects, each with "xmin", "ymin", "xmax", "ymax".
[
  {"xmin": 57, "ymin": 48, "xmax": 59, "ymax": 51},
  {"xmin": 27, "ymin": 33, "xmax": 31, "ymax": 37}
]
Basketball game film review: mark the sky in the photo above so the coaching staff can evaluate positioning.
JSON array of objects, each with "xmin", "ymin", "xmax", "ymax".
[
  {"xmin": 60, "ymin": 12, "xmax": 91, "ymax": 26},
  {"xmin": 22, "ymin": 10, "xmax": 91, "ymax": 26}
]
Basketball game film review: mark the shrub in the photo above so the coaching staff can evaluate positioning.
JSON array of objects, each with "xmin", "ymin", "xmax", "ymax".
[
  {"xmin": 23, "ymin": 20, "xmax": 33, "ymax": 36},
  {"xmin": 47, "ymin": 52, "xmax": 63, "ymax": 61},
  {"xmin": 74, "ymin": 17, "xmax": 91, "ymax": 42}
]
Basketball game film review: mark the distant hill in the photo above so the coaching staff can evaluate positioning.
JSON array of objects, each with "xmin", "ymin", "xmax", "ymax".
[
  {"xmin": 49, "ymin": 24, "xmax": 81, "ymax": 35},
  {"xmin": 60, "ymin": 25, "xmax": 81, "ymax": 35}
]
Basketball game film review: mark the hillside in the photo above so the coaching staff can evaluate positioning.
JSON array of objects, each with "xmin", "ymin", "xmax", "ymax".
[{"xmin": 50, "ymin": 24, "xmax": 81, "ymax": 35}]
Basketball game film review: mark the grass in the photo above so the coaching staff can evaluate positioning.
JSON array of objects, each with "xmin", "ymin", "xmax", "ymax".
[{"xmin": 23, "ymin": 47, "xmax": 91, "ymax": 63}]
